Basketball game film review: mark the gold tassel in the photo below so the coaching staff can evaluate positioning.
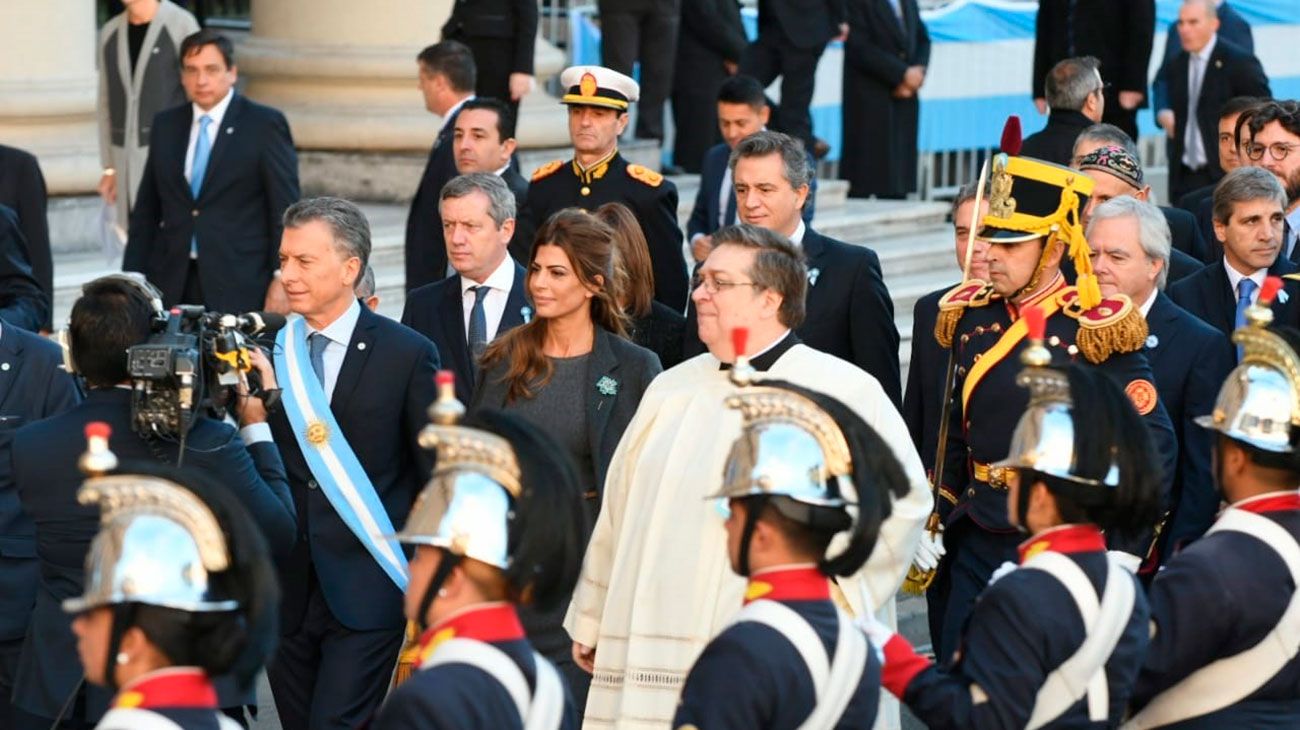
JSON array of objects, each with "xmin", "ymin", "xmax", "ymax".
[
  {"xmin": 1077, "ymin": 306, "xmax": 1148, "ymax": 363},
  {"xmin": 390, "ymin": 620, "xmax": 422, "ymax": 688},
  {"xmin": 935, "ymin": 307, "xmax": 962, "ymax": 349}
]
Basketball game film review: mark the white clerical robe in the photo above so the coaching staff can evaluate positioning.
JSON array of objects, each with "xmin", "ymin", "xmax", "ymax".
[{"xmin": 565, "ymin": 345, "xmax": 932, "ymax": 729}]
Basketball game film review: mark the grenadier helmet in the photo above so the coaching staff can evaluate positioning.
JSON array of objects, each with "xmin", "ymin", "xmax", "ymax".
[
  {"xmin": 1197, "ymin": 277, "xmax": 1300, "ymax": 454},
  {"xmin": 559, "ymin": 65, "xmax": 639, "ymax": 112}
]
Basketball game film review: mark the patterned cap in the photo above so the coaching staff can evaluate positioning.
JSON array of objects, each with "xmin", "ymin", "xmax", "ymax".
[{"xmin": 1077, "ymin": 145, "xmax": 1144, "ymax": 189}]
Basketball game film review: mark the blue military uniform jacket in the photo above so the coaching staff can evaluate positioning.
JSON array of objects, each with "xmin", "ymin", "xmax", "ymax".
[
  {"xmin": 372, "ymin": 603, "xmax": 578, "ymax": 730},
  {"xmin": 674, "ymin": 566, "xmax": 881, "ymax": 730},
  {"xmin": 1132, "ymin": 492, "xmax": 1300, "ymax": 727},
  {"xmin": 884, "ymin": 525, "xmax": 1150, "ymax": 728}
]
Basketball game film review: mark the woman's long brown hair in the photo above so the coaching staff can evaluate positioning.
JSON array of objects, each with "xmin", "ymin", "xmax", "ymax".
[
  {"xmin": 479, "ymin": 208, "xmax": 628, "ymax": 402},
  {"xmin": 594, "ymin": 202, "xmax": 656, "ymax": 318}
]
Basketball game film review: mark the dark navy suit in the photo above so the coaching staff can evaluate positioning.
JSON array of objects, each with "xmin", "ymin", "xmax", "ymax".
[
  {"xmin": 0, "ymin": 325, "xmax": 79, "ymax": 725},
  {"xmin": 0, "ymin": 206, "xmax": 49, "ymax": 334},
  {"xmin": 1151, "ymin": 3, "xmax": 1254, "ymax": 117},
  {"xmin": 1133, "ymin": 497, "xmax": 1300, "ymax": 727},
  {"xmin": 1144, "ymin": 292, "xmax": 1233, "ymax": 560},
  {"xmin": 404, "ymin": 105, "xmax": 462, "ymax": 292},
  {"xmin": 11, "ymin": 389, "xmax": 293, "ymax": 726},
  {"xmin": 903, "ymin": 287, "xmax": 946, "ymax": 471},
  {"xmin": 686, "ymin": 141, "xmax": 817, "ymax": 244},
  {"xmin": 400, "ymin": 262, "xmax": 529, "ymax": 405},
  {"xmin": 266, "ymin": 305, "xmax": 439, "ymax": 729},
  {"xmin": 1162, "ymin": 205, "xmax": 1210, "ymax": 265},
  {"xmin": 1168, "ymin": 257, "xmax": 1300, "ymax": 343},
  {"xmin": 124, "ymin": 94, "xmax": 300, "ymax": 313}
]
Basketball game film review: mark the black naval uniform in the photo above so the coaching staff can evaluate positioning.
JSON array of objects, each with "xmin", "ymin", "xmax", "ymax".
[
  {"xmin": 882, "ymin": 525, "xmax": 1150, "ymax": 728},
  {"xmin": 94, "ymin": 668, "xmax": 233, "ymax": 729},
  {"xmin": 931, "ymin": 274, "xmax": 1176, "ymax": 659},
  {"xmin": 373, "ymin": 603, "xmax": 579, "ymax": 730},
  {"xmin": 674, "ymin": 566, "xmax": 880, "ymax": 729},
  {"xmin": 1130, "ymin": 492, "xmax": 1300, "ymax": 728},
  {"xmin": 517, "ymin": 150, "xmax": 688, "ymax": 312}
]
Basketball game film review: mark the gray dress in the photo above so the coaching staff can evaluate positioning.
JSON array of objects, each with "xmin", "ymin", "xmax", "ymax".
[{"xmin": 505, "ymin": 353, "xmax": 596, "ymax": 499}]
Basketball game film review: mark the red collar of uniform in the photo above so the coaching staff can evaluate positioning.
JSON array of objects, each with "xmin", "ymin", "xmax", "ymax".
[
  {"xmin": 1231, "ymin": 491, "xmax": 1300, "ymax": 515},
  {"xmin": 1017, "ymin": 524, "xmax": 1106, "ymax": 564},
  {"xmin": 112, "ymin": 667, "xmax": 217, "ymax": 710},
  {"xmin": 743, "ymin": 564, "xmax": 830, "ymax": 604},
  {"xmin": 1008, "ymin": 273, "xmax": 1067, "ymax": 318},
  {"xmin": 420, "ymin": 602, "xmax": 525, "ymax": 655}
]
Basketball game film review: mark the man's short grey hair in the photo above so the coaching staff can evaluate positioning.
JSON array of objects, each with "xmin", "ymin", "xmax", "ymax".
[
  {"xmin": 728, "ymin": 130, "xmax": 812, "ymax": 191},
  {"xmin": 282, "ymin": 196, "xmax": 371, "ymax": 275},
  {"xmin": 1073, "ymin": 123, "xmax": 1138, "ymax": 160},
  {"xmin": 1086, "ymin": 196, "xmax": 1172, "ymax": 290},
  {"xmin": 1213, "ymin": 166, "xmax": 1287, "ymax": 225},
  {"xmin": 1045, "ymin": 56, "xmax": 1102, "ymax": 112},
  {"xmin": 440, "ymin": 172, "xmax": 516, "ymax": 228},
  {"xmin": 950, "ymin": 180, "xmax": 990, "ymax": 222},
  {"xmin": 354, "ymin": 264, "xmax": 376, "ymax": 299},
  {"xmin": 1184, "ymin": 0, "xmax": 1218, "ymax": 19}
]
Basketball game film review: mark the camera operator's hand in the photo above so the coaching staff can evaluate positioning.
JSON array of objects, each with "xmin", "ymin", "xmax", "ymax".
[{"xmin": 237, "ymin": 348, "xmax": 279, "ymax": 426}]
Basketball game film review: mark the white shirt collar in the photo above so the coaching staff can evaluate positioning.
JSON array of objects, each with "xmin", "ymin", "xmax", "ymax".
[
  {"xmin": 308, "ymin": 297, "xmax": 362, "ymax": 345},
  {"xmin": 1138, "ymin": 287, "xmax": 1159, "ymax": 318},
  {"xmin": 192, "ymin": 87, "xmax": 234, "ymax": 129},
  {"xmin": 442, "ymin": 94, "xmax": 475, "ymax": 131},
  {"xmin": 494, "ymin": 162, "xmax": 511, "ymax": 177},
  {"xmin": 1223, "ymin": 255, "xmax": 1267, "ymax": 297},
  {"xmin": 788, "ymin": 220, "xmax": 807, "ymax": 247},
  {"xmin": 460, "ymin": 254, "xmax": 515, "ymax": 294}
]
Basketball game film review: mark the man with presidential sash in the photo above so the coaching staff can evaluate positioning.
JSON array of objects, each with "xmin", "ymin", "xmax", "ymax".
[
  {"xmin": 924, "ymin": 149, "xmax": 1178, "ymax": 661},
  {"xmin": 265, "ymin": 197, "xmax": 440, "ymax": 729}
]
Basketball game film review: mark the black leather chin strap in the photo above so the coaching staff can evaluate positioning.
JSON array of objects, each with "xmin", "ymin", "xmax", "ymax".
[{"xmin": 418, "ymin": 550, "xmax": 462, "ymax": 630}]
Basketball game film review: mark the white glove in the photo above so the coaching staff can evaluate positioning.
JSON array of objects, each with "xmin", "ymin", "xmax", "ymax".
[
  {"xmin": 987, "ymin": 560, "xmax": 1018, "ymax": 585},
  {"xmin": 855, "ymin": 611, "xmax": 894, "ymax": 664},
  {"xmin": 1108, "ymin": 550, "xmax": 1142, "ymax": 573},
  {"xmin": 912, "ymin": 530, "xmax": 946, "ymax": 573}
]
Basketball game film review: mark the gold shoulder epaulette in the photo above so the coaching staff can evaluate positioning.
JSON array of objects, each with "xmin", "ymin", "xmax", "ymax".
[
  {"xmin": 531, "ymin": 159, "xmax": 564, "ymax": 182},
  {"xmin": 1284, "ymin": 273, "xmax": 1300, "ymax": 283},
  {"xmin": 1060, "ymin": 288, "xmax": 1148, "ymax": 364},
  {"xmin": 626, "ymin": 163, "xmax": 664, "ymax": 188},
  {"xmin": 935, "ymin": 279, "xmax": 996, "ymax": 348}
]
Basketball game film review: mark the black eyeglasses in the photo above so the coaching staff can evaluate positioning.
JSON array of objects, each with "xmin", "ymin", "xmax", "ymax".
[
  {"xmin": 1246, "ymin": 142, "xmax": 1298, "ymax": 162},
  {"xmin": 691, "ymin": 274, "xmax": 760, "ymax": 295}
]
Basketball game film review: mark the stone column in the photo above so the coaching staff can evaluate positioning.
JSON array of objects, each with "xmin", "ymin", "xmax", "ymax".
[
  {"xmin": 239, "ymin": 0, "xmax": 568, "ymax": 198},
  {"xmin": 0, "ymin": 0, "xmax": 99, "ymax": 194}
]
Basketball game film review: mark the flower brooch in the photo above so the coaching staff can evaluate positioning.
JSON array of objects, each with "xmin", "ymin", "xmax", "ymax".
[{"xmin": 596, "ymin": 376, "xmax": 619, "ymax": 396}]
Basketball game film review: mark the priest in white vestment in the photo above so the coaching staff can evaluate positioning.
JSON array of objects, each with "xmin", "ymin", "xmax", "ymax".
[{"xmin": 565, "ymin": 224, "xmax": 932, "ymax": 728}]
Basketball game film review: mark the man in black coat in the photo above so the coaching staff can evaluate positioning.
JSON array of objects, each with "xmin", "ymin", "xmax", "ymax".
[
  {"xmin": 123, "ymin": 30, "xmax": 299, "ymax": 315},
  {"xmin": 742, "ymin": 0, "xmax": 846, "ymax": 152},
  {"xmin": 10, "ymin": 274, "xmax": 294, "ymax": 729},
  {"xmin": 405, "ymin": 41, "xmax": 477, "ymax": 292},
  {"xmin": 402, "ymin": 174, "xmax": 528, "ymax": 405},
  {"xmin": 1086, "ymin": 196, "xmax": 1233, "ymax": 567},
  {"xmin": 1152, "ymin": 0, "xmax": 1253, "ymax": 130},
  {"xmin": 1033, "ymin": 0, "xmax": 1154, "ymax": 141},
  {"xmin": 448, "ymin": 98, "xmax": 530, "ymax": 260},
  {"xmin": 599, "ymin": 0, "xmax": 681, "ymax": 143},
  {"xmin": 1021, "ymin": 57, "xmax": 1105, "ymax": 166},
  {"xmin": 0, "ymin": 146, "xmax": 53, "ymax": 330},
  {"xmin": 670, "ymin": 0, "xmax": 746, "ymax": 173},
  {"xmin": 685, "ymin": 131, "xmax": 901, "ymax": 406},
  {"xmin": 440, "ymin": 0, "xmax": 537, "ymax": 119},
  {"xmin": 0, "ymin": 208, "xmax": 48, "ymax": 334},
  {"xmin": 1156, "ymin": 0, "xmax": 1270, "ymax": 201},
  {"xmin": 518, "ymin": 66, "xmax": 687, "ymax": 311},
  {"xmin": 840, "ymin": 0, "xmax": 930, "ymax": 199}
]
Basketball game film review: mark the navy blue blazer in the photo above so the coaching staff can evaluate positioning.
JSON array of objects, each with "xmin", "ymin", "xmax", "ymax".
[
  {"xmin": 0, "ymin": 325, "xmax": 80, "ymax": 642},
  {"xmin": 1145, "ymin": 292, "xmax": 1233, "ymax": 559},
  {"xmin": 124, "ymin": 94, "xmax": 300, "ymax": 313},
  {"xmin": 267, "ymin": 305, "xmax": 440, "ymax": 633},
  {"xmin": 0, "ymin": 146, "xmax": 54, "ymax": 329},
  {"xmin": 11, "ymin": 389, "xmax": 294, "ymax": 721},
  {"xmin": 1168, "ymin": 257, "xmax": 1300, "ymax": 341},
  {"xmin": 1151, "ymin": 2, "xmax": 1254, "ymax": 115},
  {"xmin": 405, "ymin": 107, "xmax": 463, "ymax": 292},
  {"xmin": 400, "ymin": 262, "xmax": 529, "ymax": 405},
  {"xmin": 0, "ymin": 206, "xmax": 49, "ymax": 333},
  {"xmin": 1163, "ymin": 205, "xmax": 1210, "ymax": 264},
  {"xmin": 902, "ymin": 287, "xmax": 946, "ymax": 478},
  {"xmin": 686, "ymin": 141, "xmax": 816, "ymax": 242}
]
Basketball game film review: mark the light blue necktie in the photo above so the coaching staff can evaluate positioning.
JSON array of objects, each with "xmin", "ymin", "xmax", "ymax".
[
  {"xmin": 1234, "ymin": 277, "xmax": 1257, "ymax": 361},
  {"xmin": 190, "ymin": 114, "xmax": 212, "ymax": 256},
  {"xmin": 308, "ymin": 332, "xmax": 329, "ymax": 388},
  {"xmin": 467, "ymin": 286, "xmax": 490, "ymax": 361}
]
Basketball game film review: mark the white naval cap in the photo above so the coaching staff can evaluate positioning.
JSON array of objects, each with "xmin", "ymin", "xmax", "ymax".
[{"xmin": 559, "ymin": 65, "xmax": 640, "ymax": 111}]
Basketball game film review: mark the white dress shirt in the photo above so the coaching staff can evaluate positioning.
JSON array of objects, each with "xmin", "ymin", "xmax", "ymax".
[
  {"xmin": 788, "ymin": 220, "xmax": 807, "ymax": 247},
  {"xmin": 305, "ymin": 298, "xmax": 362, "ymax": 401},
  {"xmin": 460, "ymin": 255, "xmax": 516, "ymax": 343},
  {"xmin": 1138, "ymin": 287, "xmax": 1159, "ymax": 319},
  {"xmin": 184, "ymin": 88, "xmax": 234, "ymax": 185},
  {"xmin": 1286, "ymin": 207, "xmax": 1300, "ymax": 260},
  {"xmin": 1183, "ymin": 34, "xmax": 1217, "ymax": 169},
  {"xmin": 1224, "ymin": 255, "xmax": 1266, "ymax": 306}
]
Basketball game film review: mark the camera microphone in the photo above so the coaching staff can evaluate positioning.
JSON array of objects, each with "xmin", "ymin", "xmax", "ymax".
[{"xmin": 221, "ymin": 311, "xmax": 287, "ymax": 335}]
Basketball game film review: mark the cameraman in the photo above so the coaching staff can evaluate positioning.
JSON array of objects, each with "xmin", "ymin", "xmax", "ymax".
[{"xmin": 8, "ymin": 275, "xmax": 295, "ymax": 730}]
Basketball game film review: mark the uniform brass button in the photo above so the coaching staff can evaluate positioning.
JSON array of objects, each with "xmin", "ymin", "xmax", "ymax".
[
  {"xmin": 580, "ymin": 186, "xmax": 591, "ymax": 196},
  {"xmin": 192, "ymin": 209, "xmax": 199, "ymax": 217},
  {"xmin": 307, "ymin": 479, "xmax": 318, "ymax": 490},
  {"xmin": 967, "ymin": 488, "xmax": 976, "ymax": 496}
]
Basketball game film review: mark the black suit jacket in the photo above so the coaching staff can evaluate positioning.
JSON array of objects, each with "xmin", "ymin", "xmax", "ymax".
[
  {"xmin": 12, "ymin": 389, "xmax": 294, "ymax": 720},
  {"xmin": 1164, "ymin": 37, "xmax": 1269, "ymax": 182},
  {"xmin": 0, "ymin": 146, "xmax": 53, "ymax": 328},
  {"xmin": 0, "ymin": 326, "xmax": 79, "ymax": 642},
  {"xmin": 1020, "ymin": 109, "xmax": 1094, "ymax": 167},
  {"xmin": 405, "ymin": 106, "xmax": 463, "ymax": 291},
  {"xmin": 1144, "ymin": 292, "xmax": 1233, "ymax": 560},
  {"xmin": 1151, "ymin": 2, "xmax": 1253, "ymax": 114},
  {"xmin": 441, "ymin": 0, "xmax": 538, "ymax": 75},
  {"xmin": 1033, "ymin": 0, "xmax": 1155, "ymax": 100},
  {"xmin": 400, "ymin": 262, "xmax": 529, "ymax": 404},
  {"xmin": 0, "ymin": 206, "xmax": 48, "ymax": 333},
  {"xmin": 629, "ymin": 300, "xmax": 686, "ymax": 369},
  {"xmin": 676, "ymin": 0, "xmax": 746, "ymax": 84},
  {"xmin": 1168, "ymin": 257, "xmax": 1300, "ymax": 340},
  {"xmin": 268, "ymin": 306, "xmax": 440, "ymax": 634},
  {"xmin": 902, "ymin": 287, "xmax": 947, "ymax": 477},
  {"xmin": 1162, "ymin": 205, "xmax": 1210, "ymax": 263},
  {"xmin": 1167, "ymin": 245, "xmax": 1204, "ymax": 284},
  {"xmin": 500, "ymin": 166, "xmax": 533, "ymax": 262},
  {"xmin": 756, "ymin": 0, "xmax": 846, "ymax": 49},
  {"xmin": 124, "ymin": 94, "xmax": 300, "ymax": 313}
]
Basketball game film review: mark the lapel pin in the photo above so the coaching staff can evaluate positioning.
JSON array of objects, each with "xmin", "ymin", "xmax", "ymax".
[
  {"xmin": 521, "ymin": 306, "xmax": 533, "ymax": 324},
  {"xmin": 1215, "ymin": 59, "xmax": 1223, "ymax": 69},
  {"xmin": 808, "ymin": 267, "xmax": 821, "ymax": 286},
  {"xmin": 152, "ymin": 47, "xmax": 160, "ymax": 54},
  {"xmin": 1145, "ymin": 334, "xmax": 1159, "ymax": 349},
  {"xmin": 226, "ymin": 127, "xmax": 234, "ymax": 134},
  {"xmin": 1, "ymin": 363, "xmax": 9, "ymax": 371},
  {"xmin": 1280, "ymin": 289, "xmax": 1290, "ymax": 305},
  {"xmin": 357, "ymin": 342, "xmax": 367, "ymax": 350}
]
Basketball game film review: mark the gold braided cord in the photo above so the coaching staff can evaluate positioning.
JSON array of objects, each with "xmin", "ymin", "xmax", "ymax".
[{"xmin": 1076, "ymin": 305, "xmax": 1149, "ymax": 364}]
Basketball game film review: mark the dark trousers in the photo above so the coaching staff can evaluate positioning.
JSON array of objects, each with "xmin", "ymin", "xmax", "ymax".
[
  {"xmin": 267, "ymin": 575, "xmax": 405, "ymax": 730},
  {"xmin": 741, "ymin": 27, "xmax": 826, "ymax": 150},
  {"xmin": 1, "ymin": 635, "xmax": 21, "ymax": 729},
  {"xmin": 447, "ymin": 33, "xmax": 521, "ymax": 121},
  {"xmin": 601, "ymin": 9, "xmax": 680, "ymax": 141},
  {"xmin": 1101, "ymin": 95, "xmax": 1139, "ymax": 143},
  {"xmin": 1171, "ymin": 163, "xmax": 1215, "ymax": 205},
  {"xmin": 936, "ymin": 519, "xmax": 1022, "ymax": 662},
  {"xmin": 671, "ymin": 81, "xmax": 724, "ymax": 173},
  {"xmin": 181, "ymin": 259, "xmax": 205, "ymax": 307}
]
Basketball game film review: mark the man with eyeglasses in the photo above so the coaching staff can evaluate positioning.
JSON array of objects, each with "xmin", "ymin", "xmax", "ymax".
[
  {"xmin": 1241, "ymin": 101, "xmax": 1300, "ymax": 264},
  {"xmin": 567, "ymin": 222, "xmax": 930, "ymax": 729}
]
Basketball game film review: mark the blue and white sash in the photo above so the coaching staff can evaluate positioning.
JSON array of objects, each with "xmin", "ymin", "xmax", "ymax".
[{"xmin": 274, "ymin": 314, "xmax": 409, "ymax": 590}]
